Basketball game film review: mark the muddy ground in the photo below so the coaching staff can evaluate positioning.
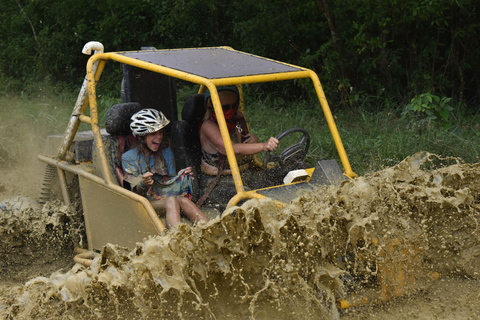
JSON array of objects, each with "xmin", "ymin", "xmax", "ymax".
[
  {"xmin": 0, "ymin": 161, "xmax": 75, "ymax": 284},
  {"xmin": 1, "ymin": 152, "xmax": 480, "ymax": 319}
]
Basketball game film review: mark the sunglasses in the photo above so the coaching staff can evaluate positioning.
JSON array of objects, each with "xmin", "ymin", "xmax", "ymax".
[{"xmin": 221, "ymin": 102, "xmax": 239, "ymax": 111}]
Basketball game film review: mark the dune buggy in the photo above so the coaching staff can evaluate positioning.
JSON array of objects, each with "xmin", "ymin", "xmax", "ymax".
[{"xmin": 38, "ymin": 41, "xmax": 436, "ymax": 309}]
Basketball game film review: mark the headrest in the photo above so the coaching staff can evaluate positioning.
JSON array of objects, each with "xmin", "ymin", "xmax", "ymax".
[
  {"xmin": 105, "ymin": 102, "xmax": 143, "ymax": 135},
  {"xmin": 182, "ymin": 94, "xmax": 206, "ymax": 123},
  {"xmin": 204, "ymin": 85, "xmax": 239, "ymax": 105}
]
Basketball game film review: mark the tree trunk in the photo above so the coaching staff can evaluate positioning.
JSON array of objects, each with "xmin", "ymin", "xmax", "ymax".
[
  {"xmin": 316, "ymin": 0, "xmax": 343, "ymax": 60},
  {"xmin": 316, "ymin": 0, "xmax": 349, "ymax": 105},
  {"xmin": 15, "ymin": 0, "xmax": 41, "ymax": 50}
]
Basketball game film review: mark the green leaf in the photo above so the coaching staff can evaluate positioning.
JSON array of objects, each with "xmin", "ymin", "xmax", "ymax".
[{"xmin": 438, "ymin": 109, "xmax": 449, "ymax": 120}]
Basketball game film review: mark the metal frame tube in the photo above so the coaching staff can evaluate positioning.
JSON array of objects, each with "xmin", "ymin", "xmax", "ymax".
[{"xmin": 38, "ymin": 154, "xmax": 165, "ymax": 233}]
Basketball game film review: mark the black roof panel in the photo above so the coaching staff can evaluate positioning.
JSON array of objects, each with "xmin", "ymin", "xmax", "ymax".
[{"xmin": 118, "ymin": 47, "xmax": 302, "ymax": 79}]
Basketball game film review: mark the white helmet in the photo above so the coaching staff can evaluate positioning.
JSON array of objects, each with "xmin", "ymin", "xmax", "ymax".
[{"xmin": 130, "ymin": 109, "xmax": 170, "ymax": 137}]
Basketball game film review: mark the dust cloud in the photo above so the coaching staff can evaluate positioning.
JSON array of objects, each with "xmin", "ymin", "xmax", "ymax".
[{"xmin": 1, "ymin": 152, "xmax": 480, "ymax": 319}]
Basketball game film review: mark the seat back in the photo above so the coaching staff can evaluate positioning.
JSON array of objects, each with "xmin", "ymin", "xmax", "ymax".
[
  {"xmin": 121, "ymin": 65, "xmax": 177, "ymax": 135},
  {"xmin": 170, "ymin": 94, "xmax": 206, "ymax": 201},
  {"xmin": 104, "ymin": 102, "xmax": 143, "ymax": 188}
]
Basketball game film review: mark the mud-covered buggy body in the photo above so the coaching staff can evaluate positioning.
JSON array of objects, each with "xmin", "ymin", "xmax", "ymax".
[{"xmin": 37, "ymin": 42, "xmax": 436, "ymax": 309}]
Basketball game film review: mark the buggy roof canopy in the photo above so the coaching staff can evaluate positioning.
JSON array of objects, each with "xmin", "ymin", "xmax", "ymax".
[{"xmin": 117, "ymin": 47, "xmax": 304, "ymax": 79}]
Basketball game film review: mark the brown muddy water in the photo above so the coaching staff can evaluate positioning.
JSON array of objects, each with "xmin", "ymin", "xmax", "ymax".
[{"xmin": 1, "ymin": 152, "xmax": 480, "ymax": 319}]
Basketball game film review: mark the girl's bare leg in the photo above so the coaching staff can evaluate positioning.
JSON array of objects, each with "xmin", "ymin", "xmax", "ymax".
[
  {"xmin": 151, "ymin": 197, "xmax": 182, "ymax": 228},
  {"xmin": 176, "ymin": 197, "xmax": 209, "ymax": 224}
]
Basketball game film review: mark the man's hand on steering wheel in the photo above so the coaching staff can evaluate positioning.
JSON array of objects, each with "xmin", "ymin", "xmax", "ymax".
[
  {"xmin": 263, "ymin": 128, "xmax": 310, "ymax": 172},
  {"xmin": 262, "ymin": 137, "xmax": 279, "ymax": 152}
]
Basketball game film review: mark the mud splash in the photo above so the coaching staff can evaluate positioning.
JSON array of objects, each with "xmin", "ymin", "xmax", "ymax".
[
  {"xmin": 0, "ymin": 198, "xmax": 83, "ymax": 283},
  {"xmin": 1, "ymin": 152, "xmax": 479, "ymax": 319}
]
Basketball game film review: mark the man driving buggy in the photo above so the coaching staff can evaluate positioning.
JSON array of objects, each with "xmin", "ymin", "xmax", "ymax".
[
  {"xmin": 200, "ymin": 86, "xmax": 279, "ymax": 168},
  {"xmin": 199, "ymin": 86, "xmax": 283, "ymax": 198}
]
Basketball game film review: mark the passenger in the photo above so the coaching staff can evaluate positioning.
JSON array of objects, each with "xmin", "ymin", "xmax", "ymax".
[
  {"xmin": 200, "ymin": 85, "xmax": 279, "ymax": 175},
  {"xmin": 122, "ymin": 109, "xmax": 209, "ymax": 228}
]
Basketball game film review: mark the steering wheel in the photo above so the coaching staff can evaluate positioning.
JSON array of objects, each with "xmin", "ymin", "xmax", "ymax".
[{"xmin": 263, "ymin": 127, "xmax": 310, "ymax": 172}]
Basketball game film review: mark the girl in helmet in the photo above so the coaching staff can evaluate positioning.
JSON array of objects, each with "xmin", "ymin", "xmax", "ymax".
[{"xmin": 122, "ymin": 108, "xmax": 208, "ymax": 228}]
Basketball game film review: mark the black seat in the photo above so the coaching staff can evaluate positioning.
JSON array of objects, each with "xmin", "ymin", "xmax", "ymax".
[{"xmin": 170, "ymin": 94, "xmax": 206, "ymax": 201}]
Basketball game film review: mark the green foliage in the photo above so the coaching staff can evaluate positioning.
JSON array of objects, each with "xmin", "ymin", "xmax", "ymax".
[
  {"xmin": 402, "ymin": 93, "xmax": 454, "ymax": 129},
  {"xmin": 331, "ymin": 0, "xmax": 479, "ymax": 106},
  {"xmin": 0, "ymin": 0, "xmax": 479, "ymax": 110},
  {"xmin": 331, "ymin": 103, "xmax": 480, "ymax": 175}
]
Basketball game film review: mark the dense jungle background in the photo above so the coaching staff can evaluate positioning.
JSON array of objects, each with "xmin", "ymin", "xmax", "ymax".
[{"xmin": 1, "ymin": 0, "xmax": 479, "ymax": 106}]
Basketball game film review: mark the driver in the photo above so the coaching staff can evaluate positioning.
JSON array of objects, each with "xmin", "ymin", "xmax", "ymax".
[
  {"xmin": 198, "ymin": 86, "xmax": 281, "ymax": 204},
  {"xmin": 200, "ymin": 85, "xmax": 279, "ymax": 175}
]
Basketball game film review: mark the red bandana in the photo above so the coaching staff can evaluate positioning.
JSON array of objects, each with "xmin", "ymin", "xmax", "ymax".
[{"xmin": 211, "ymin": 108, "xmax": 237, "ymax": 132}]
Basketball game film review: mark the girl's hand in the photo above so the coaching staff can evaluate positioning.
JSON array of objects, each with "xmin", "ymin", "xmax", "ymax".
[
  {"xmin": 142, "ymin": 172, "xmax": 154, "ymax": 186},
  {"xmin": 181, "ymin": 167, "xmax": 193, "ymax": 175},
  {"xmin": 181, "ymin": 167, "xmax": 194, "ymax": 180}
]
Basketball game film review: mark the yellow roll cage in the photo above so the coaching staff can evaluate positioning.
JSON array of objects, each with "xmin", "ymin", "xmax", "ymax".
[{"xmin": 82, "ymin": 47, "xmax": 355, "ymax": 204}]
